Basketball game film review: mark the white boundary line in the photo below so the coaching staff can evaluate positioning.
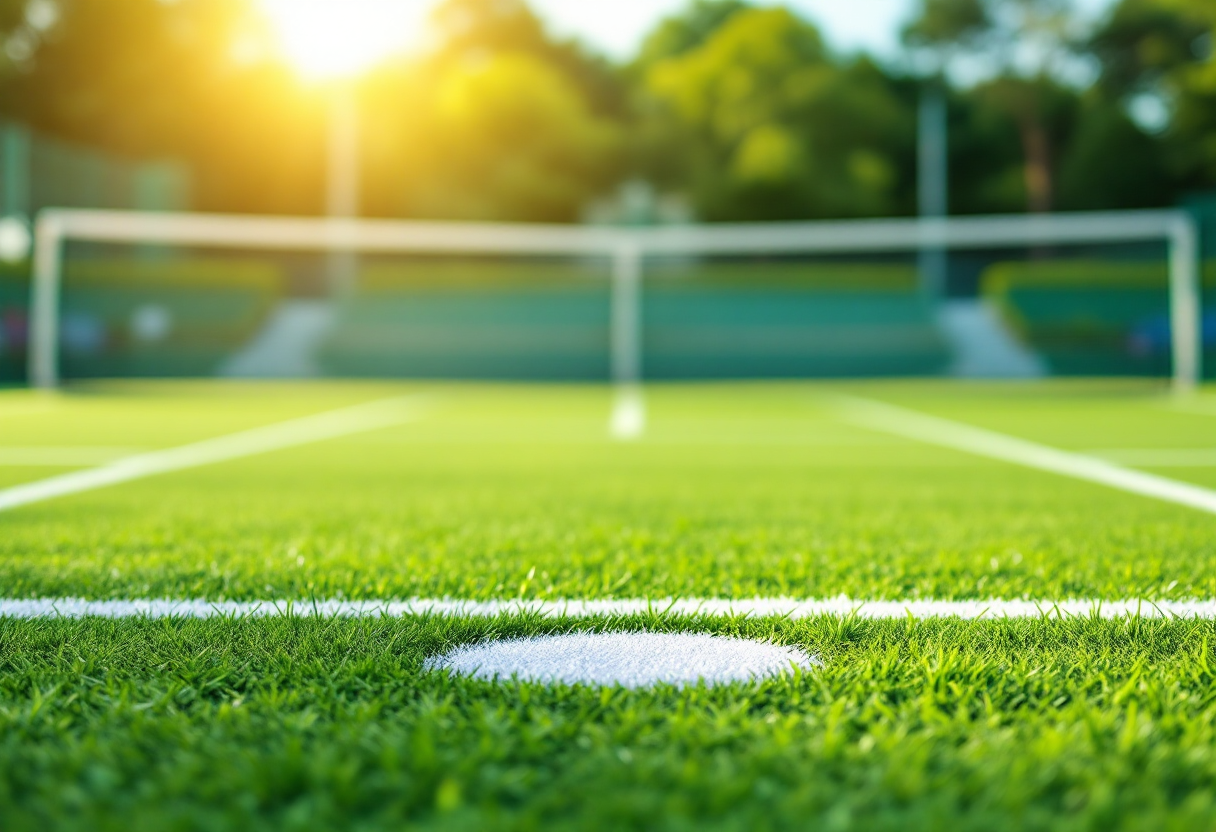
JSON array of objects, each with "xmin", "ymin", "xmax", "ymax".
[
  {"xmin": 0, "ymin": 447, "xmax": 143, "ymax": 466},
  {"xmin": 1087, "ymin": 448, "xmax": 1216, "ymax": 467},
  {"xmin": 0, "ymin": 395, "xmax": 431, "ymax": 513},
  {"xmin": 610, "ymin": 385, "xmax": 646, "ymax": 440},
  {"xmin": 0, "ymin": 596, "xmax": 1211, "ymax": 619},
  {"xmin": 836, "ymin": 396, "xmax": 1216, "ymax": 515}
]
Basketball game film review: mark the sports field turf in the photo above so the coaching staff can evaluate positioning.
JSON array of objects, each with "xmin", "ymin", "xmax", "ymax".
[{"xmin": 3, "ymin": 379, "xmax": 1216, "ymax": 830}]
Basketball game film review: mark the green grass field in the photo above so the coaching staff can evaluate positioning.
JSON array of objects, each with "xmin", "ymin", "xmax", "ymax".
[{"xmin": 4, "ymin": 379, "xmax": 1216, "ymax": 830}]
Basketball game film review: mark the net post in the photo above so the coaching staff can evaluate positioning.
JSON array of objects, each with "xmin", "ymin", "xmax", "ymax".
[
  {"xmin": 1169, "ymin": 211, "xmax": 1202, "ymax": 393},
  {"xmin": 611, "ymin": 241, "xmax": 642, "ymax": 385},
  {"xmin": 917, "ymin": 86, "xmax": 948, "ymax": 300},
  {"xmin": 28, "ymin": 211, "xmax": 64, "ymax": 389}
]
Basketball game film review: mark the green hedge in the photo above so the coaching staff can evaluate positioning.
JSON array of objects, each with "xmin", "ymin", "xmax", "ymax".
[
  {"xmin": 982, "ymin": 259, "xmax": 1216, "ymax": 376},
  {"xmin": 0, "ymin": 259, "xmax": 282, "ymax": 381},
  {"xmin": 645, "ymin": 262, "xmax": 920, "ymax": 292},
  {"xmin": 358, "ymin": 261, "xmax": 609, "ymax": 293},
  {"xmin": 356, "ymin": 261, "xmax": 921, "ymax": 294}
]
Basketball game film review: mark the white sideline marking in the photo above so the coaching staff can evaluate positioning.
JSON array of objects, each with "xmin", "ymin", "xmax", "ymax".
[
  {"xmin": 610, "ymin": 385, "xmax": 645, "ymax": 440},
  {"xmin": 1, "ymin": 596, "xmax": 1214, "ymax": 619},
  {"xmin": 0, "ymin": 395, "xmax": 431, "ymax": 513},
  {"xmin": 426, "ymin": 632, "xmax": 818, "ymax": 688},
  {"xmin": 0, "ymin": 447, "xmax": 143, "ymax": 466},
  {"xmin": 837, "ymin": 396, "xmax": 1216, "ymax": 516},
  {"xmin": 1088, "ymin": 448, "xmax": 1216, "ymax": 468}
]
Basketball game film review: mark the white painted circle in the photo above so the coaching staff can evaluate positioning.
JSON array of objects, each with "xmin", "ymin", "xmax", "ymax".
[
  {"xmin": 0, "ymin": 217, "xmax": 31, "ymax": 263},
  {"xmin": 426, "ymin": 632, "xmax": 818, "ymax": 688}
]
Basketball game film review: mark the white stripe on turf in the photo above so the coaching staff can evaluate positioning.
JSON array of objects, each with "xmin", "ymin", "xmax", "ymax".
[
  {"xmin": 0, "ymin": 395, "xmax": 432, "ymax": 513},
  {"xmin": 610, "ymin": 385, "xmax": 645, "ymax": 440},
  {"xmin": 0, "ymin": 597, "xmax": 1210, "ymax": 619},
  {"xmin": 0, "ymin": 447, "xmax": 143, "ymax": 466},
  {"xmin": 836, "ymin": 395, "xmax": 1216, "ymax": 515},
  {"xmin": 1087, "ymin": 448, "xmax": 1216, "ymax": 467}
]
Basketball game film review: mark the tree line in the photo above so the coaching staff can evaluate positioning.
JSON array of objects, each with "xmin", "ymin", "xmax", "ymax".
[{"xmin": 0, "ymin": 0, "xmax": 1213, "ymax": 223}]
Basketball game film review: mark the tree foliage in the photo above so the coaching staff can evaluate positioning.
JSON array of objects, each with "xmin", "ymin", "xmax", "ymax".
[
  {"xmin": 903, "ymin": 0, "xmax": 1088, "ymax": 213},
  {"xmin": 371, "ymin": 0, "xmax": 625, "ymax": 221},
  {"xmin": 642, "ymin": 8, "xmax": 909, "ymax": 220},
  {"xmin": 0, "ymin": 0, "xmax": 1213, "ymax": 221},
  {"xmin": 1090, "ymin": 0, "xmax": 1216, "ymax": 186},
  {"xmin": 396, "ymin": 51, "xmax": 621, "ymax": 221},
  {"xmin": 634, "ymin": 0, "xmax": 749, "ymax": 69}
]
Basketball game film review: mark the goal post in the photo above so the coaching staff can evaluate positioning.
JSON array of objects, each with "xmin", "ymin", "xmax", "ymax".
[{"xmin": 27, "ymin": 207, "xmax": 1202, "ymax": 390}]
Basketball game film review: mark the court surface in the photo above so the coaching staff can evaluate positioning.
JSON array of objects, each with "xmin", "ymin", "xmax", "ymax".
[{"xmin": 3, "ymin": 379, "xmax": 1216, "ymax": 830}]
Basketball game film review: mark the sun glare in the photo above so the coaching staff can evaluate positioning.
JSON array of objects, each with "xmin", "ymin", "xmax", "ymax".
[{"xmin": 259, "ymin": 0, "xmax": 423, "ymax": 79}]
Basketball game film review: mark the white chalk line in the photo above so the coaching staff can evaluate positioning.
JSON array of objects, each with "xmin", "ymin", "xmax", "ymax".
[
  {"xmin": 836, "ymin": 395, "xmax": 1216, "ymax": 515},
  {"xmin": 1087, "ymin": 448, "xmax": 1216, "ymax": 467},
  {"xmin": 1, "ymin": 596, "xmax": 1212, "ymax": 620},
  {"xmin": 0, "ymin": 447, "xmax": 144, "ymax": 466},
  {"xmin": 0, "ymin": 395, "xmax": 432, "ymax": 513},
  {"xmin": 610, "ymin": 384, "xmax": 645, "ymax": 441}
]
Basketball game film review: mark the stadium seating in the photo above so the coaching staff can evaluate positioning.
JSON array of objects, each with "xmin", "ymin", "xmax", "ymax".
[
  {"xmin": 317, "ymin": 260, "xmax": 951, "ymax": 379},
  {"xmin": 0, "ymin": 259, "xmax": 281, "ymax": 381},
  {"xmin": 0, "ymin": 262, "xmax": 28, "ymax": 383},
  {"xmin": 983, "ymin": 259, "xmax": 1216, "ymax": 377},
  {"xmin": 643, "ymin": 263, "xmax": 950, "ymax": 378},
  {"xmin": 316, "ymin": 260, "xmax": 613, "ymax": 379}
]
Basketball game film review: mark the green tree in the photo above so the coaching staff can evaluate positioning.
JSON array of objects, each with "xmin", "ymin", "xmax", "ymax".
[
  {"xmin": 403, "ymin": 52, "xmax": 621, "ymax": 221},
  {"xmin": 0, "ymin": 0, "xmax": 53, "ymax": 79},
  {"xmin": 0, "ymin": 0, "xmax": 329, "ymax": 215},
  {"xmin": 643, "ymin": 7, "xmax": 910, "ymax": 220},
  {"xmin": 429, "ymin": 0, "xmax": 626, "ymax": 118},
  {"xmin": 634, "ymin": 0, "xmax": 749, "ymax": 69},
  {"xmin": 1089, "ymin": 0, "xmax": 1216, "ymax": 189},
  {"xmin": 903, "ymin": 0, "xmax": 1086, "ymax": 213},
  {"xmin": 902, "ymin": 0, "xmax": 1193, "ymax": 213},
  {"xmin": 364, "ymin": 0, "xmax": 625, "ymax": 222},
  {"xmin": 1056, "ymin": 97, "xmax": 1172, "ymax": 209},
  {"xmin": 0, "ymin": 0, "xmax": 626, "ymax": 221}
]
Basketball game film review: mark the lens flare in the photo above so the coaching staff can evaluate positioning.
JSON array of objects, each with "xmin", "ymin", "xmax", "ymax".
[{"xmin": 258, "ymin": 0, "xmax": 423, "ymax": 79}]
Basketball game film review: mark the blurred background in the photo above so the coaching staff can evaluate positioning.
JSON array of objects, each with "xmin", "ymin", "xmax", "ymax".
[{"xmin": 0, "ymin": 0, "xmax": 1214, "ymax": 385}]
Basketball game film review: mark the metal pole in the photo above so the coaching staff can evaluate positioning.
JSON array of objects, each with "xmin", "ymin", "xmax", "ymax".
[
  {"xmin": 1169, "ymin": 212, "xmax": 1203, "ymax": 393},
  {"xmin": 28, "ymin": 213, "xmax": 63, "ymax": 389},
  {"xmin": 917, "ymin": 86, "xmax": 948, "ymax": 299},
  {"xmin": 611, "ymin": 243, "xmax": 642, "ymax": 384},
  {"xmin": 326, "ymin": 84, "xmax": 359, "ymax": 295}
]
